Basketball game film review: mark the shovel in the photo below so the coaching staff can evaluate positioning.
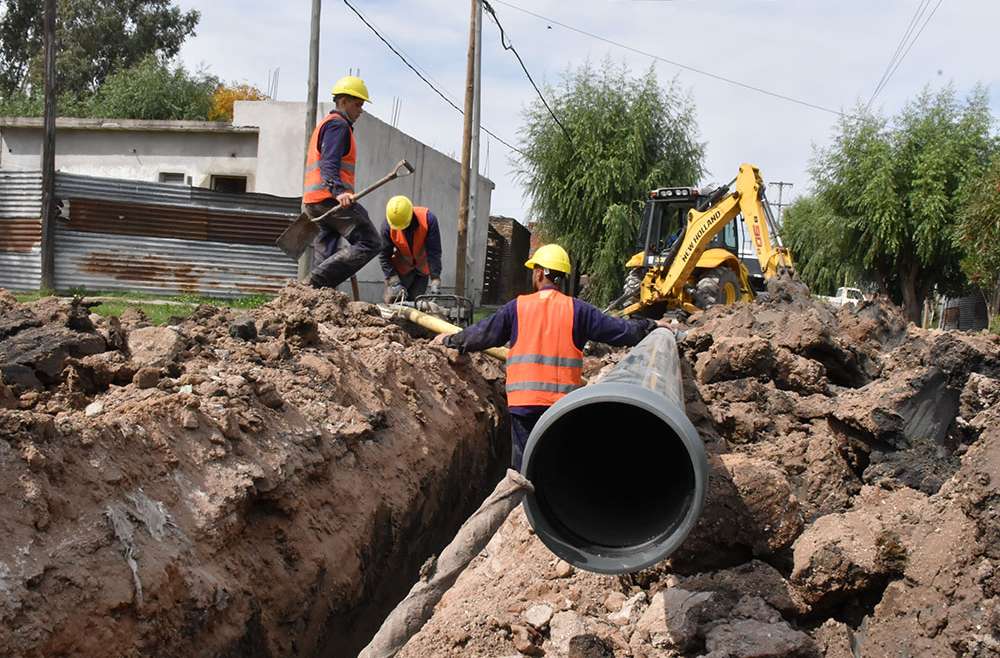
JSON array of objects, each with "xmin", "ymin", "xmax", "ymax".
[{"xmin": 276, "ymin": 159, "xmax": 416, "ymax": 259}]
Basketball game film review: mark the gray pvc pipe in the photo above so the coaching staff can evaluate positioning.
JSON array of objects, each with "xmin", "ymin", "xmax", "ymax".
[{"xmin": 520, "ymin": 328, "xmax": 708, "ymax": 575}]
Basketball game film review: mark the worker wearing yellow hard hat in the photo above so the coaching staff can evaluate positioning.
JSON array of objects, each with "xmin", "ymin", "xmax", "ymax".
[
  {"xmin": 303, "ymin": 75, "xmax": 381, "ymax": 289},
  {"xmin": 379, "ymin": 195, "xmax": 444, "ymax": 303},
  {"xmin": 435, "ymin": 243, "xmax": 669, "ymax": 470}
]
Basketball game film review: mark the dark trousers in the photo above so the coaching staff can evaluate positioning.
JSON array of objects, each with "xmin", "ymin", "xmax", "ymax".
[
  {"xmin": 399, "ymin": 270, "xmax": 429, "ymax": 299},
  {"xmin": 510, "ymin": 408, "xmax": 546, "ymax": 472},
  {"xmin": 306, "ymin": 200, "xmax": 382, "ymax": 289}
]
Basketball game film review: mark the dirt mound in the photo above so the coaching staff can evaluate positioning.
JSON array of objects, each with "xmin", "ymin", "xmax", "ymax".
[
  {"xmin": 0, "ymin": 284, "xmax": 508, "ymax": 657},
  {"xmin": 401, "ymin": 294, "xmax": 1000, "ymax": 657}
]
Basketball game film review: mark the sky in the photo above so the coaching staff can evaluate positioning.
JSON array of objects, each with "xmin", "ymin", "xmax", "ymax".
[{"xmin": 174, "ymin": 0, "xmax": 1000, "ymax": 223}]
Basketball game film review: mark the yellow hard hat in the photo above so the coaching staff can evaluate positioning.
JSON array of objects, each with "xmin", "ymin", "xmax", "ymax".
[
  {"xmin": 386, "ymin": 195, "xmax": 414, "ymax": 230},
  {"xmin": 525, "ymin": 243, "xmax": 571, "ymax": 274},
  {"xmin": 331, "ymin": 75, "xmax": 371, "ymax": 102}
]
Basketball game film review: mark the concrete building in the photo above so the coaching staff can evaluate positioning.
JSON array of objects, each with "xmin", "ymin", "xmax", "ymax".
[
  {"xmin": 0, "ymin": 117, "xmax": 259, "ymax": 191},
  {"xmin": 0, "ymin": 102, "xmax": 494, "ymax": 302}
]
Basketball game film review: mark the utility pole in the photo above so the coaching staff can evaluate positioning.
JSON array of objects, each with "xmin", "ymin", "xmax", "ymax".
[
  {"xmin": 455, "ymin": 0, "xmax": 481, "ymax": 298},
  {"xmin": 768, "ymin": 181, "xmax": 793, "ymax": 226},
  {"xmin": 39, "ymin": 0, "xmax": 57, "ymax": 291},
  {"xmin": 300, "ymin": 0, "xmax": 322, "ymax": 281},
  {"xmin": 466, "ymin": 0, "xmax": 483, "ymax": 298}
]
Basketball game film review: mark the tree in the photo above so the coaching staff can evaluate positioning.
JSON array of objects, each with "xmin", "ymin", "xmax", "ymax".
[
  {"xmin": 956, "ymin": 153, "xmax": 1000, "ymax": 321},
  {"xmin": 0, "ymin": 0, "xmax": 199, "ymax": 98},
  {"xmin": 84, "ymin": 56, "xmax": 216, "ymax": 120},
  {"xmin": 809, "ymin": 85, "xmax": 997, "ymax": 322},
  {"xmin": 208, "ymin": 83, "xmax": 267, "ymax": 122},
  {"xmin": 517, "ymin": 61, "xmax": 704, "ymax": 305},
  {"xmin": 781, "ymin": 195, "xmax": 855, "ymax": 296}
]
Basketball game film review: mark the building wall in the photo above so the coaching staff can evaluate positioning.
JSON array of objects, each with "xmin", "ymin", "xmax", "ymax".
[
  {"xmin": 234, "ymin": 101, "xmax": 494, "ymax": 303},
  {"xmin": 0, "ymin": 126, "xmax": 258, "ymax": 190}
]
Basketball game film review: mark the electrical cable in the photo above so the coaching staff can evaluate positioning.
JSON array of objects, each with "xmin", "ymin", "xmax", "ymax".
[
  {"xmin": 342, "ymin": 0, "xmax": 524, "ymax": 154},
  {"xmin": 866, "ymin": 0, "xmax": 931, "ymax": 110},
  {"xmin": 489, "ymin": 0, "xmax": 847, "ymax": 117},
  {"xmin": 481, "ymin": 0, "xmax": 575, "ymax": 149},
  {"xmin": 868, "ymin": 0, "xmax": 944, "ymax": 107}
]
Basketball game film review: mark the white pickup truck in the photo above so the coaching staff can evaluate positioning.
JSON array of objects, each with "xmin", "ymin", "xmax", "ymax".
[{"xmin": 820, "ymin": 287, "xmax": 865, "ymax": 308}]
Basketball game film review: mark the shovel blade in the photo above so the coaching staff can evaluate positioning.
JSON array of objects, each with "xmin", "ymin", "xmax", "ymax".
[{"xmin": 276, "ymin": 213, "xmax": 319, "ymax": 259}]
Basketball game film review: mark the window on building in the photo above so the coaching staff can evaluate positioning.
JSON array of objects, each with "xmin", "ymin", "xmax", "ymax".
[
  {"xmin": 211, "ymin": 176, "xmax": 248, "ymax": 194},
  {"xmin": 159, "ymin": 172, "xmax": 186, "ymax": 185}
]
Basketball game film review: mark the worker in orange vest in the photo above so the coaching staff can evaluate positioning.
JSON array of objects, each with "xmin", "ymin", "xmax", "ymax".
[
  {"xmin": 302, "ymin": 75, "xmax": 382, "ymax": 289},
  {"xmin": 379, "ymin": 195, "xmax": 443, "ymax": 303},
  {"xmin": 434, "ymin": 244, "xmax": 669, "ymax": 469}
]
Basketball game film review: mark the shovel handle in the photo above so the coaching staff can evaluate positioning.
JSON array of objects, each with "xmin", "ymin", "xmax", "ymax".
[{"xmin": 311, "ymin": 159, "xmax": 414, "ymax": 223}]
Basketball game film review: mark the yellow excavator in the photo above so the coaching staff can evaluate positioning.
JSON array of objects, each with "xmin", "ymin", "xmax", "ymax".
[{"xmin": 608, "ymin": 163, "xmax": 796, "ymax": 317}]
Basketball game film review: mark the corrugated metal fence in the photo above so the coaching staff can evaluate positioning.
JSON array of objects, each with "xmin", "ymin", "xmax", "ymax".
[
  {"xmin": 940, "ymin": 293, "xmax": 989, "ymax": 332},
  {"xmin": 0, "ymin": 171, "xmax": 300, "ymax": 297},
  {"xmin": 0, "ymin": 170, "xmax": 43, "ymax": 290}
]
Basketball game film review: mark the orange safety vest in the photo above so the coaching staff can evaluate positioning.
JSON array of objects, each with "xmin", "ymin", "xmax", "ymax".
[
  {"xmin": 303, "ymin": 111, "xmax": 356, "ymax": 204},
  {"xmin": 390, "ymin": 207, "xmax": 431, "ymax": 276},
  {"xmin": 506, "ymin": 289, "xmax": 584, "ymax": 407}
]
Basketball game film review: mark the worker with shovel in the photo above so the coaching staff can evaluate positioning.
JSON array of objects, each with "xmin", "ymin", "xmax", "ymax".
[
  {"xmin": 433, "ymin": 244, "xmax": 668, "ymax": 469},
  {"xmin": 380, "ymin": 195, "xmax": 443, "ymax": 303},
  {"xmin": 302, "ymin": 75, "xmax": 382, "ymax": 289}
]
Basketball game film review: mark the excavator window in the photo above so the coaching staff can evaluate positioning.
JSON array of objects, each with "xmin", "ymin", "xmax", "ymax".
[{"xmin": 638, "ymin": 197, "xmax": 740, "ymax": 257}]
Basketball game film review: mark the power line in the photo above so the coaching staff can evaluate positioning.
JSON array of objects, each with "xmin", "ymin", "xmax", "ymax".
[
  {"xmin": 489, "ymin": 0, "xmax": 847, "ymax": 118},
  {"xmin": 868, "ymin": 0, "xmax": 944, "ymax": 108},
  {"xmin": 341, "ymin": 0, "xmax": 523, "ymax": 154},
  {"xmin": 865, "ymin": 0, "xmax": 931, "ymax": 112},
  {"xmin": 481, "ymin": 0, "xmax": 575, "ymax": 149},
  {"xmin": 866, "ymin": 0, "xmax": 931, "ymax": 109}
]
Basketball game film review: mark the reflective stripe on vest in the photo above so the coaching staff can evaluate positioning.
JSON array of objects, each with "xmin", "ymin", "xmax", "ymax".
[
  {"xmin": 505, "ymin": 289, "xmax": 583, "ymax": 407},
  {"xmin": 390, "ymin": 207, "xmax": 431, "ymax": 276},
  {"xmin": 303, "ymin": 112, "xmax": 357, "ymax": 203}
]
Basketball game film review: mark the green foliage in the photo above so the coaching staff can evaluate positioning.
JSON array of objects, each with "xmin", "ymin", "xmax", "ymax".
[
  {"xmin": 85, "ymin": 56, "xmax": 217, "ymax": 120},
  {"xmin": 781, "ymin": 195, "xmax": 854, "ymax": 296},
  {"xmin": 956, "ymin": 153, "xmax": 1000, "ymax": 292},
  {"xmin": 0, "ymin": 56, "xmax": 218, "ymax": 120},
  {"xmin": 809, "ymin": 84, "xmax": 997, "ymax": 321},
  {"xmin": 516, "ymin": 60, "xmax": 704, "ymax": 305},
  {"xmin": 0, "ymin": 0, "xmax": 199, "ymax": 98}
]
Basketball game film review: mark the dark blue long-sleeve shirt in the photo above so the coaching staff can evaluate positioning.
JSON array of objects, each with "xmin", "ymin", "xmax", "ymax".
[
  {"xmin": 444, "ymin": 288, "xmax": 657, "ymax": 413},
  {"xmin": 317, "ymin": 111, "xmax": 353, "ymax": 195},
  {"xmin": 379, "ymin": 210, "xmax": 443, "ymax": 279}
]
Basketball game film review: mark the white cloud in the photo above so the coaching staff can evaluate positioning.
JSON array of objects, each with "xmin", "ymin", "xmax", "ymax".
[{"xmin": 175, "ymin": 0, "xmax": 1000, "ymax": 220}]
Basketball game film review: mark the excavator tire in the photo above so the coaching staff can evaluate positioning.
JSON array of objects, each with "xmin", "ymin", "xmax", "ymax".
[{"xmin": 693, "ymin": 266, "xmax": 741, "ymax": 309}]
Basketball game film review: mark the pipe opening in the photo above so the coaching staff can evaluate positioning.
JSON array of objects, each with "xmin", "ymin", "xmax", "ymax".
[{"xmin": 525, "ymin": 400, "xmax": 696, "ymax": 559}]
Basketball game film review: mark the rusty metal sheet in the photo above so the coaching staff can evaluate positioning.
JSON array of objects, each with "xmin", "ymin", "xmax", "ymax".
[
  {"xmin": 54, "ymin": 227, "xmax": 297, "ymax": 298},
  {"xmin": 0, "ymin": 219, "xmax": 42, "ymax": 252},
  {"xmin": 67, "ymin": 198, "xmax": 292, "ymax": 246},
  {"xmin": 0, "ymin": 170, "xmax": 43, "ymax": 219}
]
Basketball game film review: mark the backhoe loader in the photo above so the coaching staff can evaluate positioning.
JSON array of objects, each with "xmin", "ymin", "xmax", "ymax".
[{"xmin": 608, "ymin": 163, "xmax": 795, "ymax": 317}]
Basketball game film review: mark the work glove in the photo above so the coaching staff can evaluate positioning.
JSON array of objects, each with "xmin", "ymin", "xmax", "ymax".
[
  {"xmin": 428, "ymin": 278, "xmax": 441, "ymax": 295},
  {"xmin": 384, "ymin": 276, "xmax": 406, "ymax": 304}
]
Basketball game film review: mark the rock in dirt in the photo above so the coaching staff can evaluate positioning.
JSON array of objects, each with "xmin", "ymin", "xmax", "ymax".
[
  {"xmin": 702, "ymin": 618, "xmax": 814, "ymax": 657},
  {"xmin": 228, "ymin": 316, "xmax": 257, "ymax": 341},
  {"xmin": 511, "ymin": 624, "xmax": 545, "ymax": 656},
  {"xmin": 567, "ymin": 634, "xmax": 614, "ymax": 658},
  {"xmin": 132, "ymin": 367, "xmax": 161, "ymax": 389},
  {"xmin": 548, "ymin": 611, "xmax": 587, "ymax": 655},
  {"xmin": 632, "ymin": 588, "xmax": 718, "ymax": 651},
  {"xmin": 524, "ymin": 603, "xmax": 554, "ymax": 628},
  {"xmin": 126, "ymin": 326, "xmax": 185, "ymax": 368}
]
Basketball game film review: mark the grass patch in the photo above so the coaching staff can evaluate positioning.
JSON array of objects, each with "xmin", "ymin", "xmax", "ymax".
[{"xmin": 13, "ymin": 289, "xmax": 273, "ymax": 326}]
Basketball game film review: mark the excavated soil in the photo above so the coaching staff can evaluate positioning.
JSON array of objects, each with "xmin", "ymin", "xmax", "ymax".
[
  {"xmin": 0, "ymin": 285, "xmax": 509, "ymax": 657},
  {"xmin": 400, "ymin": 285, "xmax": 1000, "ymax": 658}
]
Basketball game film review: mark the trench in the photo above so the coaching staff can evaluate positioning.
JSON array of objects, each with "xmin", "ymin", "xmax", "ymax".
[{"xmin": 322, "ymin": 423, "xmax": 511, "ymax": 658}]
